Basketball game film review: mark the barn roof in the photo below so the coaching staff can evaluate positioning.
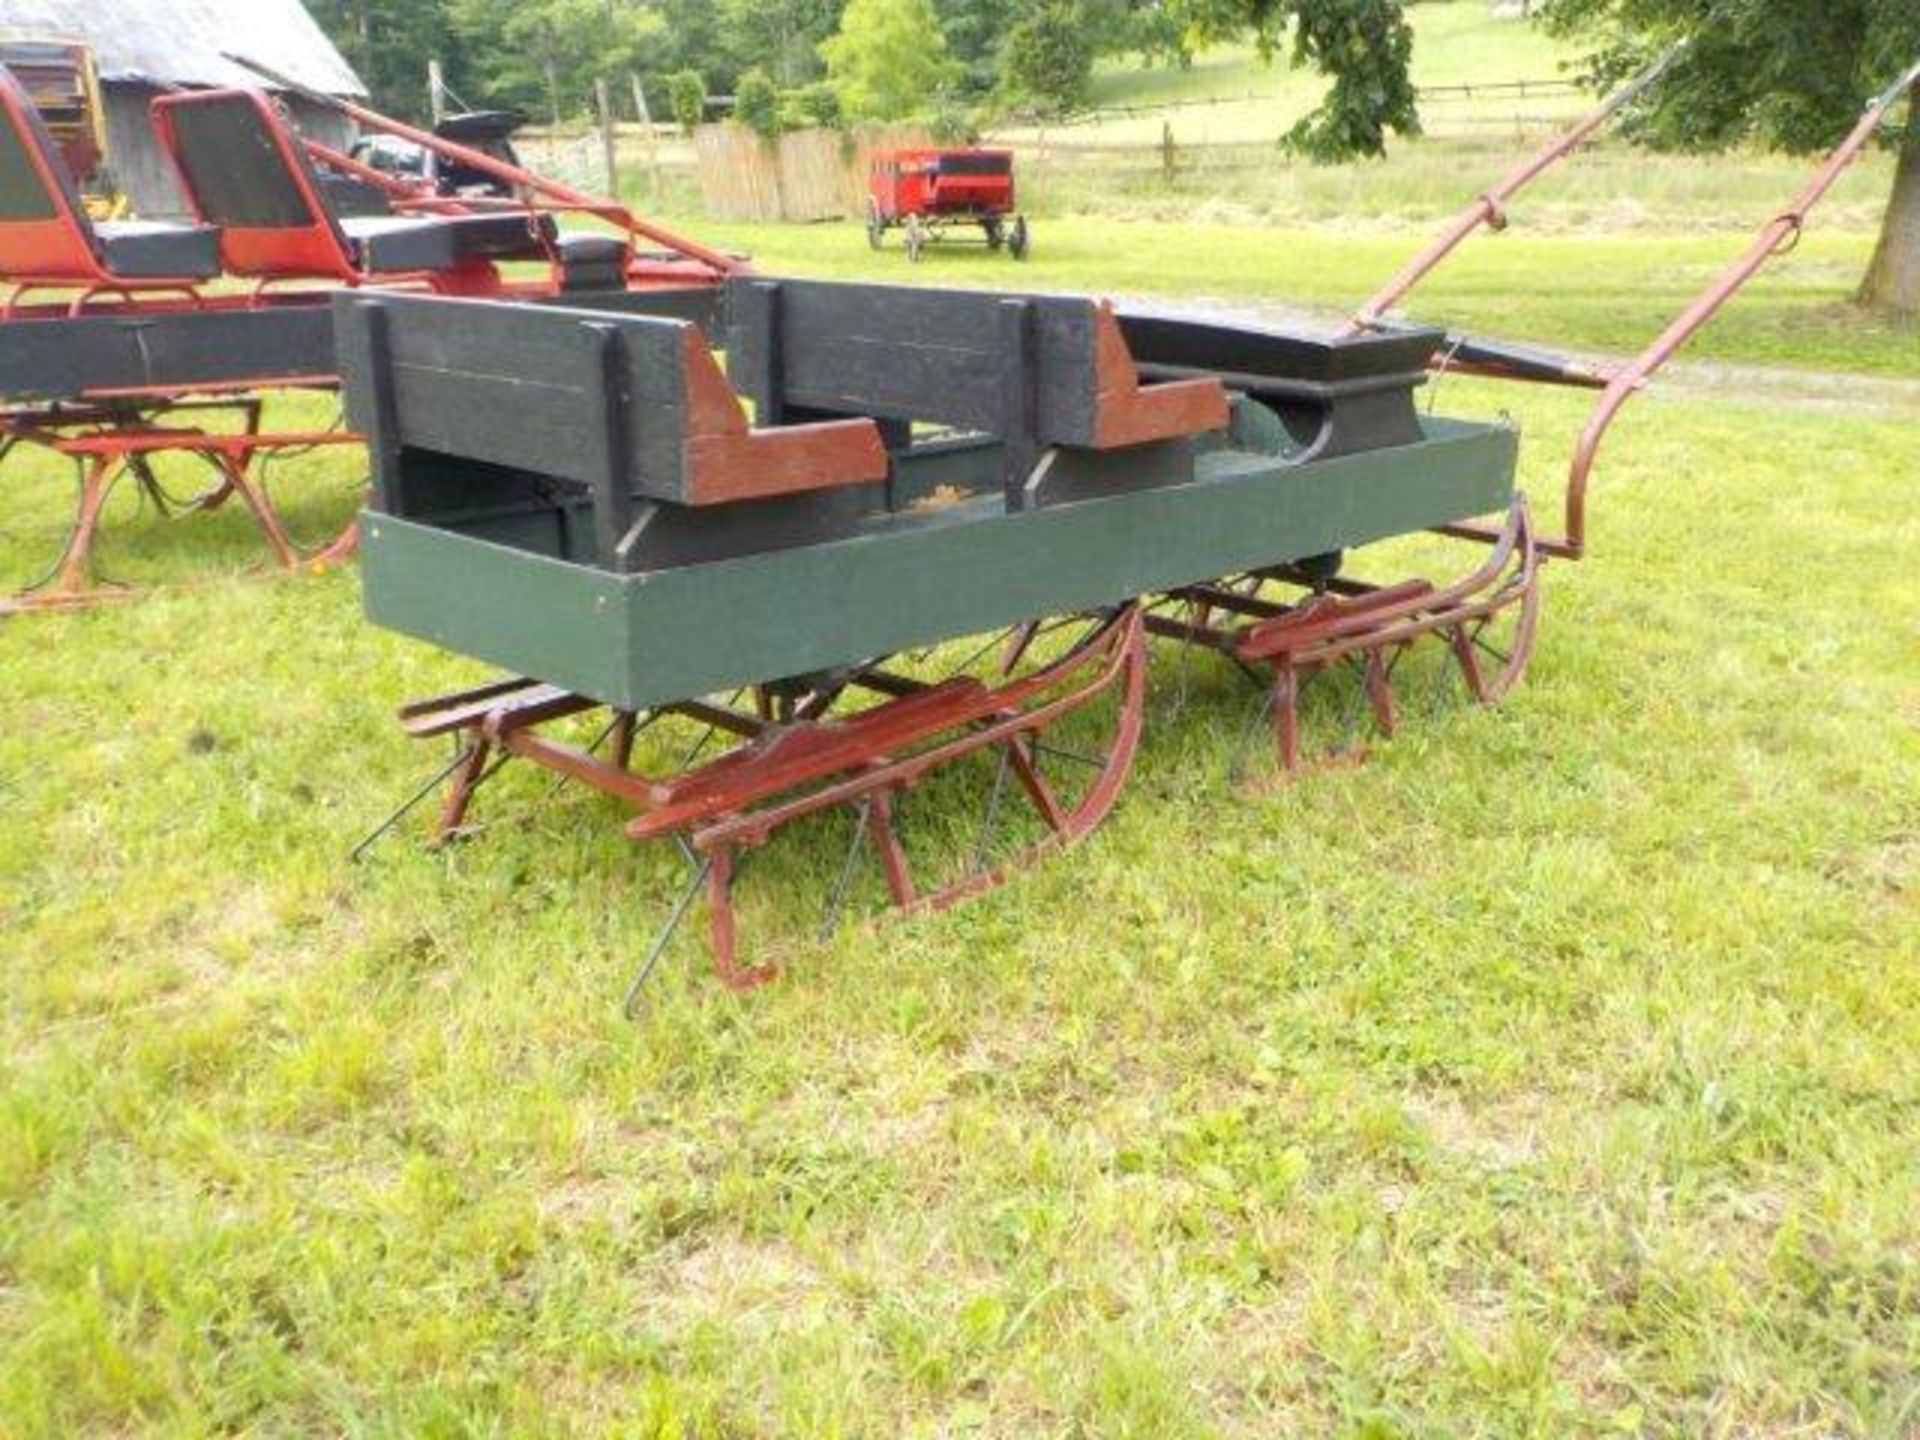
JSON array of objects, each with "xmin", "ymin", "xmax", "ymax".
[{"xmin": 0, "ymin": 0, "xmax": 365, "ymax": 95}]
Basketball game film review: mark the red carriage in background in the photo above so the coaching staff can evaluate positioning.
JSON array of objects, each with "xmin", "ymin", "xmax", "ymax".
[{"xmin": 866, "ymin": 147, "xmax": 1029, "ymax": 262}]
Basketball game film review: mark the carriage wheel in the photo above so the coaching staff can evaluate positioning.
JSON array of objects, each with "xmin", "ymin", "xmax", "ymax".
[
  {"xmin": 866, "ymin": 197, "xmax": 885, "ymax": 250},
  {"xmin": 905, "ymin": 216, "xmax": 927, "ymax": 263},
  {"xmin": 984, "ymin": 216, "xmax": 1004, "ymax": 250},
  {"xmin": 1008, "ymin": 215, "xmax": 1030, "ymax": 260},
  {"xmin": 613, "ymin": 608, "xmax": 1148, "ymax": 992}
]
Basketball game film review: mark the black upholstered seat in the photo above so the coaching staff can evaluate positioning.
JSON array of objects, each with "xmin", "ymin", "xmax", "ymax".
[
  {"xmin": 554, "ymin": 233, "xmax": 626, "ymax": 267},
  {"xmin": 155, "ymin": 88, "xmax": 562, "ymax": 286},
  {"xmin": 340, "ymin": 212, "xmax": 554, "ymax": 273},
  {"xmin": 0, "ymin": 66, "xmax": 219, "ymax": 286},
  {"xmin": 93, "ymin": 220, "xmax": 220, "ymax": 279}
]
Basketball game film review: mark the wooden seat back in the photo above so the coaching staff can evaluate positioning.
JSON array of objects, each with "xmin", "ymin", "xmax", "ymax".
[
  {"xmin": 725, "ymin": 277, "xmax": 1228, "ymax": 498},
  {"xmin": 152, "ymin": 87, "xmax": 365, "ymax": 281},
  {"xmin": 335, "ymin": 291, "xmax": 887, "ymax": 569}
]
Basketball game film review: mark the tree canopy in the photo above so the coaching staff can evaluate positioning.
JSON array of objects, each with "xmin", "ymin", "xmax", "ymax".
[
  {"xmin": 307, "ymin": 0, "xmax": 1427, "ymax": 156},
  {"xmin": 1171, "ymin": 0, "xmax": 1421, "ymax": 159},
  {"xmin": 1541, "ymin": 0, "xmax": 1920, "ymax": 312},
  {"xmin": 1000, "ymin": 0, "xmax": 1096, "ymax": 115},
  {"xmin": 817, "ymin": 0, "xmax": 960, "ymax": 120}
]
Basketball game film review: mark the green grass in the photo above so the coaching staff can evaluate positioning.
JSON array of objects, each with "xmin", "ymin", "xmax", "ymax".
[
  {"xmin": 602, "ymin": 5, "xmax": 1913, "ymax": 380},
  {"xmin": 1009, "ymin": 2, "xmax": 1592, "ymax": 145},
  {"xmin": 575, "ymin": 1, "xmax": 1897, "ymax": 238},
  {"xmin": 2, "ymin": 287, "xmax": 1918, "ymax": 1432},
  {"xmin": 982, "ymin": 137, "xmax": 1897, "ymax": 240},
  {"xmin": 672, "ymin": 216, "xmax": 1919, "ymax": 379}
]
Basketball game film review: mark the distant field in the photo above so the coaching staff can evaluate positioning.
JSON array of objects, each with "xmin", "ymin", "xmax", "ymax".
[
  {"xmin": 615, "ymin": 0, "xmax": 1909, "ymax": 382},
  {"xmin": 980, "ymin": 1, "xmax": 1895, "ymax": 233},
  {"xmin": 676, "ymin": 217, "xmax": 1917, "ymax": 379},
  {"xmin": 536, "ymin": 3, "xmax": 1898, "ymax": 237},
  {"xmin": 996, "ymin": 3, "xmax": 1592, "ymax": 147}
]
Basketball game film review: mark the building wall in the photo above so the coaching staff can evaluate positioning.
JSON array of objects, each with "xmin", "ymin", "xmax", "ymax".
[{"xmin": 101, "ymin": 84, "xmax": 355, "ymax": 218}]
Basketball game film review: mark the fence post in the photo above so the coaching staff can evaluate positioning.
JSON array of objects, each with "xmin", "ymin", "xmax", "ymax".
[
  {"xmin": 630, "ymin": 72, "xmax": 662, "ymax": 198},
  {"xmin": 595, "ymin": 77, "xmax": 619, "ymax": 199},
  {"xmin": 1161, "ymin": 120, "xmax": 1175, "ymax": 182}
]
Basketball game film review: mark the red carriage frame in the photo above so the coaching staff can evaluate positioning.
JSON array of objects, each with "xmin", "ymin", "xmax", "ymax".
[{"xmin": 866, "ymin": 147, "xmax": 1029, "ymax": 261}]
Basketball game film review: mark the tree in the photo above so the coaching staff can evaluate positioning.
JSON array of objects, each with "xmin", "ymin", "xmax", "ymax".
[
  {"xmin": 668, "ymin": 69, "xmax": 709, "ymax": 132},
  {"xmin": 1000, "ymin": 1, "xmax": 1096, "ymax": 114},
  {"xmin": 1170, "ymin": 0, "xmax": 1421, "ymax": 159},
  {"xmin": 938, "ymin": 0, "xmax": 1024, "ymax": 95},
  {"xmin": 307, "ymin": 0, "xmax": 461, "ymax": 119},
  {"xmin": 734, "ymin": 68, "xmax": 784, "ymax": 135},
  {"xmin": 649, "ymin": 0, "xmax": 731, "ymax": 87},
  {"xmin": 819, "ymin": 0, "xmax": 960, "ymax": 120},
  {"xmin": 1542, "ymin": 0, "xmax": 1920, "ymax": 316},
  {"xmin": 782, "ymin": 81, "xmax": 845, "ymax": 128},
  {"xmin": 721, "ymin": 0, "xmax": 845, "ymax": 86},
  {"xmin": 1123, "ymin": 1, "xmax": 1194, "ymax": 71},
  {"xmin": 446, "ymin": 0, "xmax": 666, "ymax": 123}
]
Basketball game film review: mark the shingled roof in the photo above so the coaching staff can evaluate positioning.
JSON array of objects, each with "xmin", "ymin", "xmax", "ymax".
[{"xmin": 0, "ymin": 0, "xmax": 364, "ymax": 95}]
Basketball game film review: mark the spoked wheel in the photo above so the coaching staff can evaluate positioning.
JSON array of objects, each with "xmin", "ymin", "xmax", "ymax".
[
  {"xmin": 630, "ymin": 606, "xmax": 1149, "ymax": 992},
  {"xmin": 1008, "ymin": 215, "xmax": 1030, "ymax": 260},
  {"xmin": 866, "ymin": 197, "xmax": 886, "ymax": 250},
  {"xmin": 1146, "ymin": 494, "xmax": 1540, "ymax": 779},
  {"xmin": 904, "ymin": 215, "xmax": 927, "ymax": 263},
  {"xmin": 378, "ymin": 611, "xmax": 1149, "ymax": 1006},
  {"xmin": 984, "ymin": 216, "xmax": 1004, "ymax": 250}
]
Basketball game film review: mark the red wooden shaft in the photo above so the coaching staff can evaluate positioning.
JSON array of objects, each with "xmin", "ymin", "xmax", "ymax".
[
  {"xmin": 1561, "ymin": 56, "xmax": 1920, "ymax": 555},
  {"xmin": 1347, "ymin": 41, "xmax": 1686, "ymax": 334}
]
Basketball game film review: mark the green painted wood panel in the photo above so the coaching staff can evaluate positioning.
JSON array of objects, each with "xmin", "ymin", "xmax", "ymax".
[
  {"xmin": 363, "ymin": 417, "xmax": 1517, "ymax": 711},
  {"xmin": 362, "ymin": 516, "xmax": 632, "ymax": 702}
]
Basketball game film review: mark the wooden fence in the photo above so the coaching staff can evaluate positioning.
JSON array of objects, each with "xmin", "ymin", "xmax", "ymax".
[{"xmin": 694, "ymin": 123, "xmax": 932, "ymax": 222}]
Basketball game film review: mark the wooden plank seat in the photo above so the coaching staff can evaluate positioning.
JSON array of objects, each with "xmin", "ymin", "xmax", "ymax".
[
  {"xmin": 334, "ymin": 291, "xmax": 890, "ymax": 570},
  {"xmin": 0, "ymin": 65, "xmax": 217, "ymax": 313},
  {"xmin": 151, "ymin": 88, "xmax": 553, "ymax": 293},
  {"xmin": 724, "ymin": 277, "xmax": 1230, "ymax": 500}
]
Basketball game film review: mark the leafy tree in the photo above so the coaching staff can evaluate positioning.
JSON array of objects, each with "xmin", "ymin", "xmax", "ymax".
[
  {"xmin": 734, "ymin": 68, "xmax": 785, "ymax": 135},
  {"xmin": 1126, "ymin": 1, "xmax": 1195, "ymax": 70},
  {"xmin": 819, "ymin": 0, "xmax": 961, "ymax": 119},
  {"xmin": 1172, "ymin": 0, "xmax": 1420, "ymax": 159},
  {"xmin": 1543, "ymin": 0, "xmax": 1920, "ymax": 316},
  {"xmin": 1001, "ymin": 1, "xmax": 1096, "ymax": 114},
  {"xmin": 307, "ymin": 0, "xmax": 462, "ymax": 120},
  {"xmin": 721, "ymin": 0, "xmax": 846, "ymax": 85},
  {"xmin": 938, "ymin": 0, "xmax": 1023, "ymax": 95},
  {"xmin": 926, "ymin": 98, "xmax": 982, "ymax": 144},
  {"xmin": 446, "ymin": 0, "xmax": 665, "ymax": 123},
  {"xmin": 782, "ymin": 81, "xmax": 845, "ymax": 128},
  {"xmin": 649, "ymin": 0, "xmax": 730, "ymax": 86},
  {"xmin": 668, "ymin": 69, "xmax": 709, "ymax": 131}
]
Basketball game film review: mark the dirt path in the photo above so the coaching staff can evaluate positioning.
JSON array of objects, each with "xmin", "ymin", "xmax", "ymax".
[{"xmin": 1120, "ymin": 293, "xmax": 1920, "ymax": 421}]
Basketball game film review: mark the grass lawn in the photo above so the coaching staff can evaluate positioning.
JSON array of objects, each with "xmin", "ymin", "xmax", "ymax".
[
  {"xmin": 6, "ymin": 9, "xmax": 1917, "ymax": 1430},
  {"xmin": 3, "ymin": 262, "xmax": 1918, "ymax": 1431},
  {"xmin": 675, "ymin": 216, "xmax": 1918, "ymax": 379}
]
